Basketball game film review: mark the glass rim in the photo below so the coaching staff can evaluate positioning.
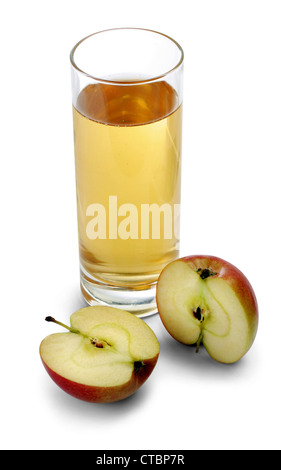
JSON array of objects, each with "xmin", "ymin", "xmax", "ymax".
[{"xmin": 70, "ymin": 27, "xmax": 184, "ymax": 85}]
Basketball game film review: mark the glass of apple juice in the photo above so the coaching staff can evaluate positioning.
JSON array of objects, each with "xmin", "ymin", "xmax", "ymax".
[{"xmin": 70, "ymin": 28, "xmax": 184, "ymax": 316}]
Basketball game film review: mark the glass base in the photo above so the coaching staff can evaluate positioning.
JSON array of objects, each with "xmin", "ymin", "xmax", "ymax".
[{"xmin": 80, "ymin": 268, "xmax": 158, "ymax": 318}]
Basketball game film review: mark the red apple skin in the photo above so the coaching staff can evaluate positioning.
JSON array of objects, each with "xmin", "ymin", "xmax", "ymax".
[
  {"xmin": 41, "ymin": 355, "xmax": 159, "ymax": 404},
  {"xmin": 157, "ymin": 255, "xmax": 259, "ymax": 347}
]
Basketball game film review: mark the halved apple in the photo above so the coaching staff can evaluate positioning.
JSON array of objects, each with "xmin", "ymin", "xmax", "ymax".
[
  {"xmin": 156, "ymin": 255, "xmax": 258, "ymax": 364},
  {"xmin": 40, "ymin": 306, "xmax": 160, "ymax": 403}
]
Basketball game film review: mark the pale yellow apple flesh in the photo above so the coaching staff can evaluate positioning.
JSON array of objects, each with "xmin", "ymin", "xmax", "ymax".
[
  {"xmin": 40, "ymin": 306, "xmax": 160, "ymax": 402},
  {"xmin": 157, "ymin": 260, "xmax": 257, "ymax": 364}
]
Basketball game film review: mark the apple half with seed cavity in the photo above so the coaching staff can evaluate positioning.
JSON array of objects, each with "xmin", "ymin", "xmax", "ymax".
[
  {"xmin": 40, "ymin": 306, "xmax": 160, "ymax": 403},
  {"xmin": 156, "ymin": 255, "xmax": 258, "ymax": 364}
]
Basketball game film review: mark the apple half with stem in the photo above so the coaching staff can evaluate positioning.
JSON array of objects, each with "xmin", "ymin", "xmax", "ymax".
[
  {"xmin": 156, "ymin": 255, "xmax": 258, "ymax": 364},
  {"xmin": 40, "ymin": 306, "xmax": 160, "ymax": 403}
]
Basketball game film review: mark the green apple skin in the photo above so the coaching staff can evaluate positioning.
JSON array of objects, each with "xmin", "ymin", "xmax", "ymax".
[
  {"xmin": 41, "ymin": 355, "xmax": 158, "ymax": 404},
  {"xmin": 156, "ymin": 255, "xmax": 259, "ymax": 364}
]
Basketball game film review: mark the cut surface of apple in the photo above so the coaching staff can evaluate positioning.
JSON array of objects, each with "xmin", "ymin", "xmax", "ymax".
[
  {"xmin": 156, "ymin": 255, "xmax": 258, "ymax": 364},
  {"xmin": 40, "ymin": 306, "xmax": 160, "ymax": 403}
]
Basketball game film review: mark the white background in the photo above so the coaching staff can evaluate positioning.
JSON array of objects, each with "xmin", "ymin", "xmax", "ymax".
[{"xmin": 1, "ymin": 0, "xmax": 280, "ymax": 451}]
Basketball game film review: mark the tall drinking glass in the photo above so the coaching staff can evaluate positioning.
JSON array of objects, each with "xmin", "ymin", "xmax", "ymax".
[{"xmin": 70, "ymin": 28, "xmax": 184, "ymax": 316}]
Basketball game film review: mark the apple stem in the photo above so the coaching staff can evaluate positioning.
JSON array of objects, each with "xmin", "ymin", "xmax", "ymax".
[
  {"xmin": 45, "ymin": 316, "xmax": 108, "ymax": 349},
  {"xmin": 45, "ymin": 316, "xmax": 79, "ymax": 334},
  {"xmin": 196, "ymin": 331, "xmax": 204, "ymax": 353}
]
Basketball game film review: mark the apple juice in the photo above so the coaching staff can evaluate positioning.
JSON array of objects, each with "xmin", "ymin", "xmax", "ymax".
[{"xmin": 73, "ymin": 80, "xmax": 182, "ymax": 287}]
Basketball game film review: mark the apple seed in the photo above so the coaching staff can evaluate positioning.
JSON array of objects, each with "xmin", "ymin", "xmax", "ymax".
[
  {"xmin": 193, "ymin": 307, "xmax": 205, "ymax": 324},
  {"xmin": 90, "ymin": 339, "xmax": 105, "ymax": 348},
  {"xmin": 193, "ymin": 307, "xmax": 202, "ymax": 321}
]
